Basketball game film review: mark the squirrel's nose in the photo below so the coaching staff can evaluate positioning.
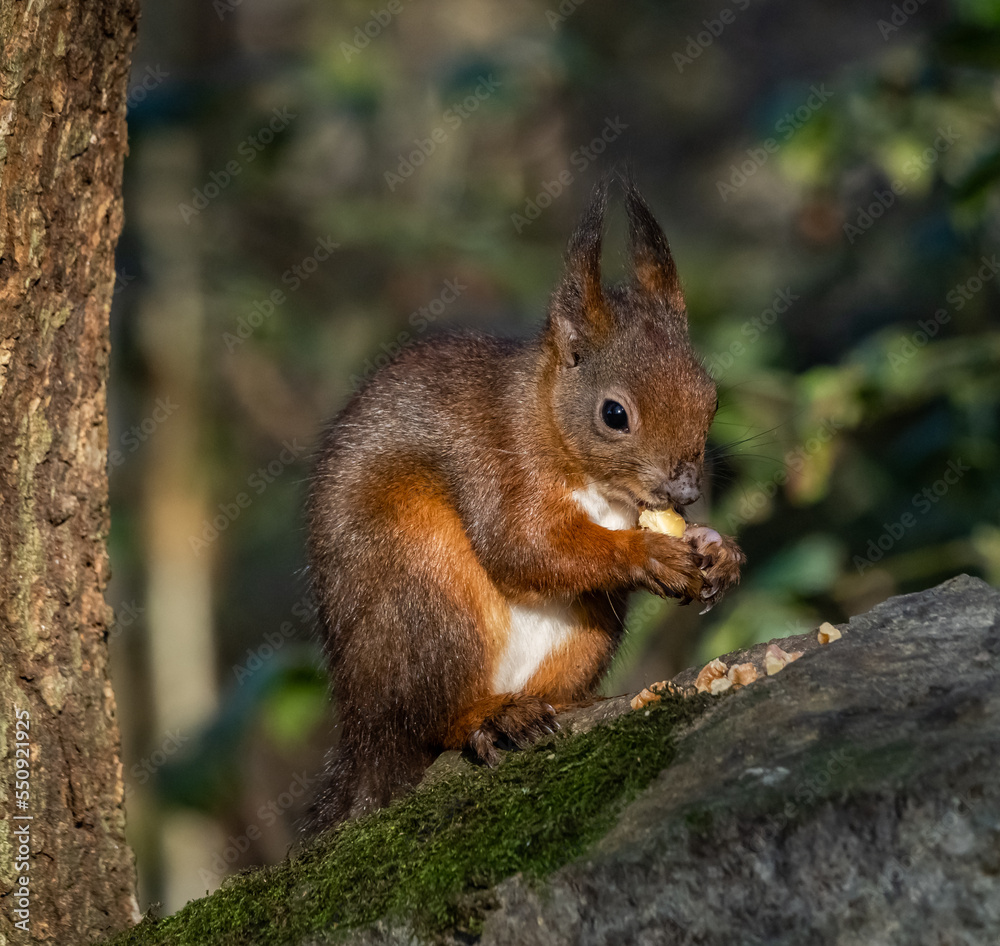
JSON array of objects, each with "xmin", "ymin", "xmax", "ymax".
[{"xmin": 652, "ymin": 462, "xmax": 702, "ymax": 507}]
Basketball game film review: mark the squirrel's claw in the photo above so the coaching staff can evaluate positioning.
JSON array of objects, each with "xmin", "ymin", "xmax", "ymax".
[
  {"xmin": 684, "ymin": 528, "xmax": 745, "ymax": 611},
  {"xmin": 465, "ymin": 695, "xmax": 560, "ymax": 766}
]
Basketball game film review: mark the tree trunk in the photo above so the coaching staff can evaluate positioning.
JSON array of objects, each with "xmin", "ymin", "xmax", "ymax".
[{"xmin": 0, "ymin": 0, "xmax": 140, "ymax": 942}]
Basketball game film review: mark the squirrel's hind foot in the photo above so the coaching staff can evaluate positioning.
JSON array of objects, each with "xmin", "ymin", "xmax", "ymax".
[{"xmin": 457, "ymin": 693, "xmax": 561, "ymax": 767}]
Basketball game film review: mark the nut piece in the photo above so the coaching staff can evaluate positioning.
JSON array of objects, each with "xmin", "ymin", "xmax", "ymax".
[
  {"xmin": 695, "ymin": 658, "xmax": 728, "ymax": 693},
  {"xmin": 638, "ymin": 507, "xmax": 686, "ymax": 538},
  {"xmin": 630, "ymin": 687, "xmax": 660, "ymax": 711},
  {"xmin": 709, "ymin": 676, "xmax": 733, "ymax": 695},
  {"xmin": 630, "ymin": 680, "xmax": 675, "ymax": 710},
  {"xmin": 817, "ymin": 622, "xmax": 842, "ymax": 644},
  {"xmin": 727, "ymin": 662, "xmax": 759, "ymax": 687},
  {"xmin": 765, "ymin": 643, "xmax": 804, "ymax": 676}
]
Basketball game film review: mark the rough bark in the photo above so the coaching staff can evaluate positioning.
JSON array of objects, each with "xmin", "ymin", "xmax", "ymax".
[{"xmin": 0, "ymin": 0, "xmax": 140, "ymax": 942}]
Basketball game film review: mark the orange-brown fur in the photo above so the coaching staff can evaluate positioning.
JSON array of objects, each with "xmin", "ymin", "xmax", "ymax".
[
  {"xmin": 307, "ymin": 176, "xmax": 744, "ymax": 826},
  {"xmin": 521, "ymin": 597, "xmax": 623, "ymax": 700}
]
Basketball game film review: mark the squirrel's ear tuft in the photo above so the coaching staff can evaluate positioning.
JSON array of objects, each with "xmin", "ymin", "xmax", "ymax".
[
  {"xmin": 623, "ymin": 175, "xmax": 685, "ymax": 311},
  {"xmin": 546, "ymin": 177, "xmax": 614, "ymax": 366}
]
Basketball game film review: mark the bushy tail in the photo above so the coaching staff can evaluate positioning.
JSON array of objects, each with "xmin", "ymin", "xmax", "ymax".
[{"xmin": 297, "ymin": 723, "xmax": 436, "ymax": 836}]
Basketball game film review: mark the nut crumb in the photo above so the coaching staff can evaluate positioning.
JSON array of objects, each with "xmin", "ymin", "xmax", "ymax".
[
  {"xmin": 727, "ymin": 662, "xmax": 759, "ymax": 687},
  {"xmin": 630, "ymin": 687, "xmax": 660, "ymax": 710},
  {"xmin": 709, "ymin": 676, "xmax": 733, "ymax": 695},
  {"xmin": 630, "ymin": 679, "xmax": 677, "ymax": 710},
  {"xmin": 765, "ymin": 643, "xmax": 803, "ymax": 675},
  {"xmin": 695, "ymin": 658, "xmax": 728, "ymax": 693},
  {"xmin": 817, "ymin": 622, "xmax": 842, "ymax": 644}
]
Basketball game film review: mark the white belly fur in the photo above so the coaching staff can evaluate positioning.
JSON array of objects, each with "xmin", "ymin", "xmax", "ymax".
[
  {"xmin": 490, "ymin": 484, "xmax": 637, "ymax": 694},
  {"xmin": 492, "ymin": 600, "xmax": 576, "ymax": 693}
]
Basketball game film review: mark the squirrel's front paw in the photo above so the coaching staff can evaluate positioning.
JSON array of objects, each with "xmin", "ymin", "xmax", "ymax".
[
  {"xmin": 635, "ymin": 531, "xmax": 705, "ymax": 604},
  {"xmin": 684, "ymin": 526, "xmax": 745, "ymax": 612}
]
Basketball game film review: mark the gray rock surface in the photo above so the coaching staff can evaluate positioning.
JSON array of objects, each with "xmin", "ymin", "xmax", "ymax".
[
  {"xmin": 341, "ymin": 575, "xmax": 1000, "ymax": 946},
  {"xmin": 475, "ymin": 574, "xmax": 1000, "ymax": 946}
]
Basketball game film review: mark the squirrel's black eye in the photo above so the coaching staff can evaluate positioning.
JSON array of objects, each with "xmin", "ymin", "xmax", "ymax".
[{"xmin": 601, "ymin": 400, "xmax": 629, "ymax": 431}]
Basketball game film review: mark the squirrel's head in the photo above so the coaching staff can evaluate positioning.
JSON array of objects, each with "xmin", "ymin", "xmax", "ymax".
[{"xmin": 542, "ymin": 177, "xmax": 717, "ymax": 511}]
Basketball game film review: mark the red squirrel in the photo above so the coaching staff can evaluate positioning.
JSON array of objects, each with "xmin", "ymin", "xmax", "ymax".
[{"xmin": 307, "ymin": 177, "xmax": 744, "ymax": 824}]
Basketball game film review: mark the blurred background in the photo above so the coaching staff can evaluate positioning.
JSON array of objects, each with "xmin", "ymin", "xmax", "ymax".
[{"xmin": 107, "ymin": 0, "xmax": 1000, "ymax": 915}]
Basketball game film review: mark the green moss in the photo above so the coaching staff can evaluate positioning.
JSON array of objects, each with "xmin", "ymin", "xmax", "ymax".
[{"xmin": 105, "ymin": 693, "xmax": 711, "ymax": 946}]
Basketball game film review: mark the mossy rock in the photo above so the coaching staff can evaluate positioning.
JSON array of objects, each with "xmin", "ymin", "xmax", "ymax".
[{"xmin": 103, "ymin": 575, "xmax": 1000, "ymax": 945}]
